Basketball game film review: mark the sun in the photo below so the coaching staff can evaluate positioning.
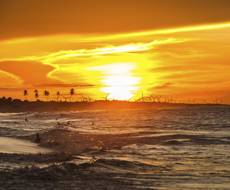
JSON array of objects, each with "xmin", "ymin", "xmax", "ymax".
[
  {"xmin": 101, "ymin": 86, "xmax": 139, "ymax": 100},
  {"xmin": 99, "ymin": 63, "xmax": 141, "ymax": 100}
]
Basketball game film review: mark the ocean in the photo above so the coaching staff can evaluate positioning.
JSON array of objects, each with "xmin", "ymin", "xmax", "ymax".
[{"xmin": 0, "ymin": 107, "xmax": 230, "ymax": 189}]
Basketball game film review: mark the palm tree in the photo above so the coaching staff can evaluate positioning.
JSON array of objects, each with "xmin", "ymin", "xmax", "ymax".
[
  {"xmin": 47, "ymin": 91, "xmax": 50, "ymax": 101},
  {"xmin": 35, "ymin": 92, "xmax": 39, "ymax": 101},
  {"xmin": 34, "ymin": 90, "xmax": 39, "ymax": 101},
  {"xmin": 44, "ymin": 90, "xmax": 47, "ymax": 100},
  {"xmin": 44, "ymin": 90, "xmax": 50, "ymax": 101},
  {"xmin": 56, "ymin": 91, "xmax": 60, "ymax": 101},
  {"xmin": 70, "ymin": 88, "xmax": 75, "ymax": 101},
  {"xmin": 23, "ymin": 90, "xmax": 28, "ymax": 100}
]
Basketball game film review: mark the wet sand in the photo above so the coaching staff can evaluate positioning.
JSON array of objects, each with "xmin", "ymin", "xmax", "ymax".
[{"xmin": 0, "ymin": 137, "xmax": 53, "ymax": 154}]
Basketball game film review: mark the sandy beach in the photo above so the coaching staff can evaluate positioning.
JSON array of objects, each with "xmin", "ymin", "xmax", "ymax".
[{"xmin": 0, "ymin": 137, "xmax": 52, "ymax": 154}]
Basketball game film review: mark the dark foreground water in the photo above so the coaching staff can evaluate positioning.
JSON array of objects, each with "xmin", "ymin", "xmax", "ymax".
[{"xmin": 1, "ymin": 107, "xmax": 230, "ymax": 189}]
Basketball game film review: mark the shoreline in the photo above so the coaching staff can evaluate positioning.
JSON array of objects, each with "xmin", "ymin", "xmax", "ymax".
[
  {"xmin": 0, "ymin": 100, "xmax": 229, "ymax": 113},
  {"xmin": 0, "ymin": 137, "xmax": 53, "ymax": 154}
]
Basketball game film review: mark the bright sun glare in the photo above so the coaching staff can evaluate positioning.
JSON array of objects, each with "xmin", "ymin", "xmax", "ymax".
[{"xmin": 90, "ymin": 63, "xmax": 141, "ymax": 100}]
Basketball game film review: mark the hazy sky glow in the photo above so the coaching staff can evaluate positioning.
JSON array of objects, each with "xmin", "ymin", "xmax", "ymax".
[{"xmin": 1, "ymin": 0, "xmax": 230, "ymax": 103}]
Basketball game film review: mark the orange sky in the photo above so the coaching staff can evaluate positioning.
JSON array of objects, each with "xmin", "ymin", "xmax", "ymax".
[{"xmin": 1, "ymin": 0, "xmax": 230, "ymax": 103}]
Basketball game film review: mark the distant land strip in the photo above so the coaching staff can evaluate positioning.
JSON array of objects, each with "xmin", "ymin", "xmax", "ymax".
[{"xmin": 0, "ymin": 100, "xmax": 229, "ymax": 113}]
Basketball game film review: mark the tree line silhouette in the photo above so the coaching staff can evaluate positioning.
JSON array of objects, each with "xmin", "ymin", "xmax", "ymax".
[
  {"xmin": 23, "ymin": 88, "xmax": 76, "ymax": 102},
  {"xmin": 0, "ymin": 89, "xmax": 225, "ymax": 105}
]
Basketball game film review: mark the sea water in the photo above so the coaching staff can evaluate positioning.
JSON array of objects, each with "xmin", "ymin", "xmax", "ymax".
[{"xmin": 0, "ymin": 107, "xmax": 230, "ymax": 189}]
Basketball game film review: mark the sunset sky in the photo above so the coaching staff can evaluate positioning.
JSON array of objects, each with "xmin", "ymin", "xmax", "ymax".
[{"xmin": 1, "ymin": 0, "xmax": 230, "ymax": 103}]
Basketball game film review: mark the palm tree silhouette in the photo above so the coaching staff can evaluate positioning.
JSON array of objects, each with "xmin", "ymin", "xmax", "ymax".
[
  {"xmin": 23, "ymin": 90, "xmax": 28, "ymax": 100},
  {"xmin": 56, "ymin": 91, "xmax": 60, "ymax": 101},
  {"xmin": 70, "ymin": 88, "xmax": 75, "ymax": 101},
  {"xmin": 34, "ymin": 90, "xmax": 39, "ymax": 101},
  {"xmin": 35, "ymin": 92, "xmax": 39, "ymax": 101},
  {"xmin": 47, "ymin": 91, "xmax": 50, "ymax": 101},
  {"xmin": 44, "ymin": 90, "xmax": 50, "ymax": 101}
]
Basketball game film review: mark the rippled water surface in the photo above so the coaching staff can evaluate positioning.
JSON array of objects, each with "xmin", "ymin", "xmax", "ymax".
[{"xmin": 1, "ymin": 107, "xmax": 230, "ymax": 189}]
